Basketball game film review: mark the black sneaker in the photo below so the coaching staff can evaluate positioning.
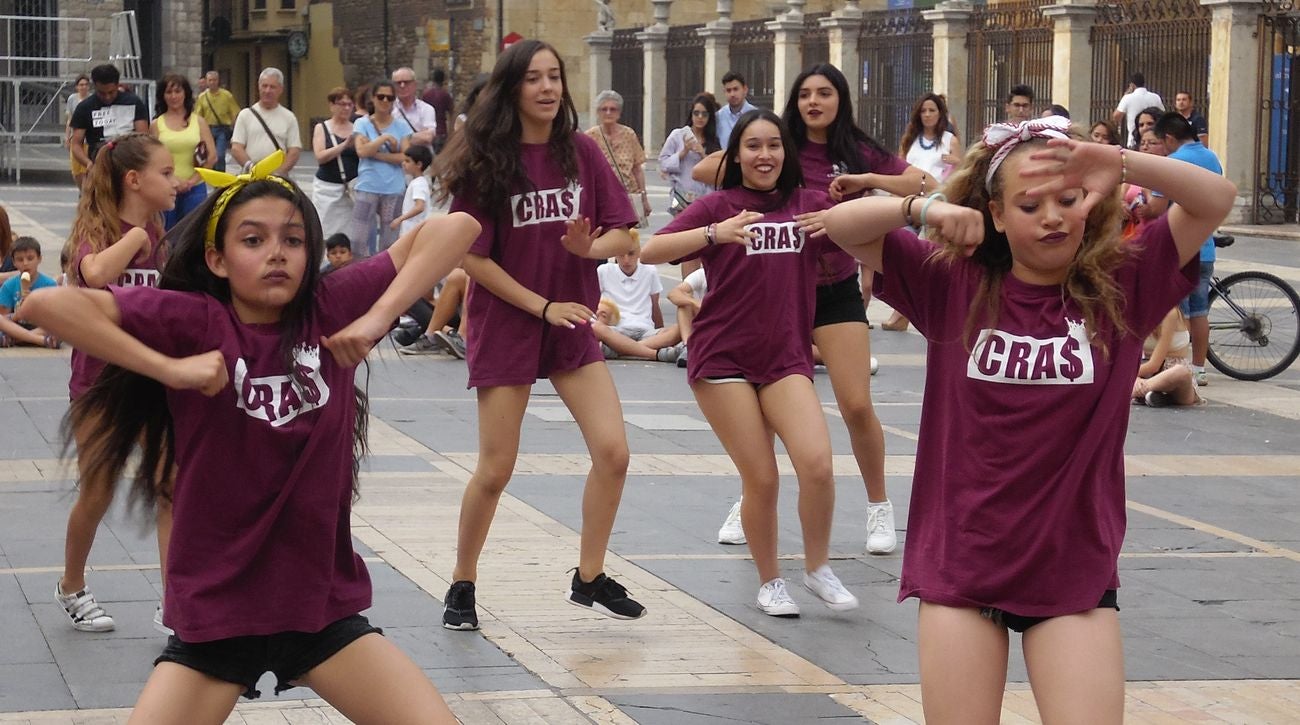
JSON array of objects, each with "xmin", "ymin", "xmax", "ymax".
[
  {"xmin": 566, "ymin": 569, "xmax": 646, "ymax": 620},
  {"xmin": 442, "ymin": 580, "xmax": 480, "ymax": 630}
]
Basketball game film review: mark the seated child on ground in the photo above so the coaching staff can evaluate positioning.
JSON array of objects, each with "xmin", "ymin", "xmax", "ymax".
[
  {"xmin": 595, "ymin": 236, "xmax": 681, "ymax": 361},
  {"xmin": 0, "ymin": 237, "xmax": 60, "ymax": 348},
  {"xmin": 1133, "ymin": 307, "xmax": 1200, "ymax": 407}
]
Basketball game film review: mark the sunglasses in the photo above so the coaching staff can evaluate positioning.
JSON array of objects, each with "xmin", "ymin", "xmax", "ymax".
[
  {"xmin": 691, "ymin": 110, "xmax": 710, "ymax": 117},
  {"xmin": 373, "ymin": 93, "xmax": 395, "ymax": 101}
]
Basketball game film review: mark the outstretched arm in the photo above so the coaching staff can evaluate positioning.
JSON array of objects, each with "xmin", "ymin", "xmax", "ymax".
[
  {"xmin": 560, "ymin": 219, "xmax": 636, "ymax": 260},
  {"xmin": 640, "ymin": 209, "xmax": 764, "ymax": 265},
  {"xmin": 823, "ymin": 195, "xmax": 984, "ymax": 275},
  {"xmin": 18, "ymin": 287, "xmax": 226, "ymax": 394},
  {"xmin": 322, "ymin": 212, "xmax": 481, "ymax": 366}
]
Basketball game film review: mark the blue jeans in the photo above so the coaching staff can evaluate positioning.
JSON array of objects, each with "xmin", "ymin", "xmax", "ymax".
[
  {"xmin": 211, "ymin": 125, "xmax": 232, "ymax": 173},
  {"xmin": 164, "ymin": 182, "xmax": 209, "ymax": 230}
]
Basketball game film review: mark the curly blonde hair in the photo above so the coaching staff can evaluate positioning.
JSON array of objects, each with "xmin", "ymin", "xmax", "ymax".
[{"xmin": 935, "ymin": 131, "xmax": 1131, "ymax": 354}]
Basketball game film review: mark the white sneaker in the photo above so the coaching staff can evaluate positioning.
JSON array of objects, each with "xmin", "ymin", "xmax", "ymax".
[
  {"xmin": 717, "ymin": 499, "xmax": 746, "ymax": 545},
  {"xmin": 153, "ymin": 603, "xmax": 174, "ymax": 636},
  {"xmin": 870, "ymin": 356, "xmax": 879, "ymax": 375},
  {"xmin": 803, "ymin": 564, "xmax": 859, "ymax": 611},
  {"xmin": 865, "ymin": 499, "xmax": 898, "ymax": 554},
  {"xmin": 757, "ymin": 577, "xmax": 800, "ymax": 617},
  {"xmin": 55, "ymin": 580, "xmax": 115, "ymax": 632}
]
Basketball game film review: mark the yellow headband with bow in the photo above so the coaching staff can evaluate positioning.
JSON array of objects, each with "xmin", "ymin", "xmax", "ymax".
[{"xmin": 195, "ymin": 150, "xmax": 296, "ymax": 249}]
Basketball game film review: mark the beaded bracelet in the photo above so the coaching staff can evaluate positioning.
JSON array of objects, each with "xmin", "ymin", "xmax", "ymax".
[
  {"xmin": 920, "ymin": 193, "xmax": 947, "ymax": 228},
  {"xmin": 1119, "ymin": 147, "xmax": 1127, "ymax": 185}
]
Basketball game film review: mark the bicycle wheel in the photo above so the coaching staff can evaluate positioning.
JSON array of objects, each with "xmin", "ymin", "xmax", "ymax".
[{"xmin": 1205, "ymin": 270, "xmax": 1300, "ymax": 381}]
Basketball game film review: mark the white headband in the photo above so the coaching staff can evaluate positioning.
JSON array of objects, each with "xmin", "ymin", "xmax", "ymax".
[{"xmin": 982, "ymin": 116, "xmax": 1072, "ymax": 190}]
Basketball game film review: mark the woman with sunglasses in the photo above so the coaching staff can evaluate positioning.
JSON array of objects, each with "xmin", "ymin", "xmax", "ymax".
[{"xmin": 349, "ymin": 79, "xmax": 413, "ymax": 255}]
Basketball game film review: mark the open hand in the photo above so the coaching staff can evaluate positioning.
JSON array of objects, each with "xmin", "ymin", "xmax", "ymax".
[
  {"xmin": 560, "ymin": 217, "xmax": 606, "ymax": 258},
  {"xmin": 795, "ymin": 209, "xmax": 829, "ymax": 239},
  {"xmin": 1021, "ymin": 138, "xmax": 1122, "ymax": 215},
  {"xmin": 715, "ymin": 210, "xmax": 764, "ymax": 245},
  {"xmin": 164, "ymin": 350, "xmax": 228, "ymax": 396}
]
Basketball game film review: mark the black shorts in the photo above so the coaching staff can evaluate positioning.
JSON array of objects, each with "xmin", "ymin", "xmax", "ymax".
[
  {"xmin": 979, "ymin": 590, "xmax": 1119, "ymax": 633},
  {"xmin": 154, "ymin": 614, "xmax": 381, "ymax": 699},
  {"xmin": 814, "ymin": 274, "xmax": 868, "ymax": 328}
]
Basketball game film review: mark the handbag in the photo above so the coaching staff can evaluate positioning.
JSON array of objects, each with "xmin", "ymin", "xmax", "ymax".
[
  {"xmin": 597, "ymin": 127, "xmax": 648, "ymax": 228},
  {"xmin": 668, "ymin": 188, "xmax": 693, "ymax": 216},
  {"xmin": 193, "ymin": 139, "xmax": 209, "ymax": 168}
]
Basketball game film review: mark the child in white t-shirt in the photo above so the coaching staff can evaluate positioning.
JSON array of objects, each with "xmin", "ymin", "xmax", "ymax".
[{"xmin": 392, "ymin": 145, "xmax": 434, "ymax": 238}]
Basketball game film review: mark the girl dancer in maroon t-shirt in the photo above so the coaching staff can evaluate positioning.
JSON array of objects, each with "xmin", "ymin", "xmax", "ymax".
[
  {"xmin": 435, "ymin": 39, "xmax": 645, "ymax": 630},
  {"xmin": 643, "ymin": 110, "xmax": 859, "ymax": 619},
  {"xmin": 22, "ymin": 151, "xmax": 476, "ymax": 721},
  {"xmin": 823, "ymin": 119, "xmax": 1236, "ymax": 724},
  {"xmin": 56, "ymin": 132, "xmax": 176, "ymax": 634}
]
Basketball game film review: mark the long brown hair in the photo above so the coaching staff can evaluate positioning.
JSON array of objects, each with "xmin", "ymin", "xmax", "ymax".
[
  {"xmin": 435, "ymin": 39, "xmax": 580, "ymax": 213},
  {"xmin": 0, "ymin": 205, "xmax": 13, "ymax": 263},
  {"xmin": 937, "ymin": 133, "xmax": 1131, "ymax": 353},
  {"xmin": 899, "ymin": 93, "xmax": 953, "ymax": 158},
  {"xmin": 63, "ymin": 132, "xmax": 165, "ymax": 282}
]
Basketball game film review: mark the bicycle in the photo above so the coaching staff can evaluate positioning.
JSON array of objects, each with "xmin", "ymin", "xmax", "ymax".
[{"xmin": 1204, "ymin": 235, "xmax": 1300, "ymax": 381}]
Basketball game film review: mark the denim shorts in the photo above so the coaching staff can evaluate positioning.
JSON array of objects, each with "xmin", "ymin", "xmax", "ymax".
[
  {"xmin": 155, "ymin": 614, "xmax": 381, "ymax": 699},
  {"xmin": 979, "ymin": 590, "xmax": 1119, "ymax": 633},
  {"xmin": 1178, "ymin": 261, "xmax": 1214, "ymax": 319}
]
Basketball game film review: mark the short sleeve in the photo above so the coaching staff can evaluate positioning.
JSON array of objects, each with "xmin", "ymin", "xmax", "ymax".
[
  {"xmin": 315, "ymin": 251, "xmax": 399, "ymax": 334},
  {"xmin": 0, "ymin": 279, "xmax": 18, "ymax": 310},
  {"xmin": 862, "ymin": 143, "xmax": 910, "ymax": 176},
  {"xmin": 873, "ymin": 228, "xmax": 963, "ymax": 339},
  {"xmin": 414, "ymin": 177, "xmax": 432, "ymax": 205},
  {"xmin": 684, "ymin": 268, "xmax": 707, "ymax": 296},
  {"xmin": 647, "ymin": 266, "xmax": 663, "ymax": 295},
  {"xmin": 231, "ymin": 109, "xmax": 249, "ymax": 144},
  {"xmin": 71, "ymin": 101, "xmax": 91, "ymax": 131},
  {"xmin": 354, "ymin": 117, "xmax": 375, "ymax": 141},
  {"xmin": 133, "ymin": 98, "xmax": 149, "ymax": 123},
  {"xmin": 110, "ymin": 287, "xmax": 213, "ymax": 357},
  {"xmin": 1124, "ymin": 215, "xmax": 1198, "ymax": 334},
  {"xmin": 285, "ymin": 112, "xmax": 303, "ymax": 149},
  {"xmin": 451, "ymin": 189, "xmax": 499, "ymax": 258}
]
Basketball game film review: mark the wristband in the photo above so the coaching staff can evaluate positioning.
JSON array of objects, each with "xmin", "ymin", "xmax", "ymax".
[
  {"xmin": 541, "ymin": 300, "xmax": 553, "ymax": 323},
  {"xmin": 902, "ymin": 194, "xmax": 918, "ymax": 227},
  {"xmin": 919, "ymin": 192, "xmax": 947, "ymax": 228},
  {"xmin": 705, "ymin": 223, "xmax": 716, "ymax": 245}
]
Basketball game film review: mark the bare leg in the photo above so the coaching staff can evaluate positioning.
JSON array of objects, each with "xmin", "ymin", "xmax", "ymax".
[
  {"xmin": 423, "ymin": 268, "xmax": 468, "ymax": 336},
  {"xmin": 0, "ymin": 315, "xmax": 49, "ymax": 346},
  {"xmin": 637, "ymin": 325, "xmax": 682, "ymax": 349},
  {"xmin": 757, "ymin": 375, "xmax": 835, "ymax": 572},
  {"xmin": 675, "ymin": 305, "xmax": 696, "ymax": 343},
  {"xmin": 917, "ymin": 602, "xmax": 1010, "ymax": 725},
  {"xmin": 452, "ymin": 385, "xmax": 531, "ymax": 583},
  {"xmin": 551, "ymin": 362, "xmax": 631, "ymax": 581},
  {"xmin": 1022, "ymin": 608, "xmax": 1124, "ymax": 725},
  {"xmin": 62, "ymin": 414, "xmax": 115, "ymax": 593},
  {"xmin": 593, "ymin": 322, "xmax": 660, "ymax": 360},
  {"xmin": 1189, "ymin": 314, "xmax": 1209, "ymax": 367},
  {"xmin": 691, "ymin": 380, "xmax": 781, "ymax": 582},
  {"xmin": 128, "ymin": 662, "xmax": 243, "ymax": 725},
  {"xmin": 298, "ymin": 633, "xmax": 457, "ymax": 724},
  {"xmin": 813, "ymin": 321, "xmax": 887, "ymax": 503}
]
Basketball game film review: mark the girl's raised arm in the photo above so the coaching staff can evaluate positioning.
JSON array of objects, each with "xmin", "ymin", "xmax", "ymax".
[
  {"xmin": 321, "ymin": 212, "xmax": 481, "ymax": 366},
  {"xmin": 18, "ymin": 287, "xmax": 226, "ymax": 395},
  {"xmin": 77, "ymin": 226, "xmax": 152, "ymax": 288},
  {"xmin": 823, "ymin": 196, "xmax": 984, "ymax": 274},
  {"xmin": 690, "ymin": 151, "xmax": 725, "ymax": 187},
  {"xmin": 640, "ymin": 209, "xmax": 764, "ymax": 265}
]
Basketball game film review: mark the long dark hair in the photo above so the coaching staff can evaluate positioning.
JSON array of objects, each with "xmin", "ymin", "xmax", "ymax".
[
  {"xmin": 435, "ymin": 39, "xmax": 580, "ymax": 213},
  {"xmin": 782, "ymin": 63, "xmax": 889, "ymax": 174},
  {"xmin": 899, "ymin": 93, "xmax": 953, "ymax": 157},
  {"xmin": 686, "ymin": 93, "xmax": 721, "ymax": 154},
  {"xmin": 720, "ymin": 109, "xmax": 803, "ymax": 202},
  {"xmin": 154, "ymin": 73, "xmax": 195, "ymax": 120},
  {"xmin": 64, "ymin": 179, "xmax": 370, "ymax": 515},
  {"xmin": 1130, "ymin": 106, "xmax": 1164, "ymax": 149}
]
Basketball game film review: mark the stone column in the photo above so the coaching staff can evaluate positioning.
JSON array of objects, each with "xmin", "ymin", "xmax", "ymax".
[
  {"xmin": 821, "ymin": 3, "xmax": 865, "ymax": 102},
  {"xmin": 1042, "ymin": 0, "xmax": 1097, "ymax": 120},
  {"xmin": 767, "ymin": 8, "xmax": 805, "ymax": 112},
  {"xmin": 637, "ymin": 23, "xmax": 671, "ymax": 155},
  {"xmin": 585, "ymin": 30, "xmax": 614, "ymax": 120},
  {"xmin": 1201, "ymin": 0, "xmax": 1264, "ymax": 223},
  {"xmin": 922, "ymin": 1, "xmax": 975, "ymax": 139},
  {"xmin": 699, "ymin": 2, "xmax": 734, "ymax": 93}
]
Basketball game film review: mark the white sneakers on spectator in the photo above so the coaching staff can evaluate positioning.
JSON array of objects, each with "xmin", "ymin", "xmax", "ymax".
[
  {"xmin": 803, "ymin": 564, "xmax": 859, "ymax": 611},
  {"xmin": 865, "ymin": 499, "xmax": 897, "ymax": 554},
  {"xmin": 757, "ymin": 577, "xmax": 800, "ymax": 617},
  {"xmin": 718, "ymin": 499, "xmax": 746, "ymax": 544}
]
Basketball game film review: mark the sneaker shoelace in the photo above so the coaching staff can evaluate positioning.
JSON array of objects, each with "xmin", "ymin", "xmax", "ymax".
[
  {"xmin": 594, "ymin": 575, "xmax": 629, "ymax": 601},
  {"xmin": 724, "ymin": 503, "xmax": 742, "ymax": 527},
  {"xmin": 867, "ymin": 507, "xmax": 889, "ymax": 536},
  {"xmin": 813, "ymin": 570, "xmax": 851, "ymax": 599},
  {"xmin": 767, "ymin": 578, "xmax": 793, "ymax": 604}
]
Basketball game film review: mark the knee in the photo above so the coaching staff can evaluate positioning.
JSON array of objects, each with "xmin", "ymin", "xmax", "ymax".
[
  {"xmin": 838, "ymin": 394, "xmax": 877, "ymax": 427},
  {"xmin": 590, "ymin": 440, "xmax": 630, "ymax": 479},
  {"xmin": 471, "ymin": 459, "xmax": 515, "ymax": 497},
  {"xmin": 798, "ymin": 456, "xmax": 835, "ymax": 489}
]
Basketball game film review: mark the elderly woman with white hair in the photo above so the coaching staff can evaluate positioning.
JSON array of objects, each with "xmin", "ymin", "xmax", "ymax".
[
  {"xmin": 230, "ymin": 66, "xmax": 302, "ymax": 176},
  {"xmin": 585, "ymin": 89, "xmax": 651, "ymax": 227}
]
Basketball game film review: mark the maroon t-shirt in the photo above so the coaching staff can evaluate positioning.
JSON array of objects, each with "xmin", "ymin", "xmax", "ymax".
[
  {"xmin": 69, "ymin": 222, "xmax": 165, "ymax": 399},
  {"xmin": 801, "ymin": 140, "xmax": 910, "ymax": 286},
  {"xmin": 658, "ymin": 186, "xmax": 832, "ymax": 384},
  {"xmin": 451, "ymin": 133, "xmax": 637, "ymax": 387},
  {"xmin": 111, "ymin": 252, "xmax": 397, "ymax": 642},
  {"xmin": 873, "ymin": 217, "xmax": 1195, "ymax": 617}
]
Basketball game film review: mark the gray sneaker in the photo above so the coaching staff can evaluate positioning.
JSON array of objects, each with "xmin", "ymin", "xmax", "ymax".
[
  {"xmin": 656, "ymin": 342, "xmax": 683, "ymax": 364},
  {"xmin": 398, "ymin": 334, "xmax": 443, "ymax": 356},
  {"xmin": 435, "ymin": 330, "xmax": 467, "ymax": 359}
]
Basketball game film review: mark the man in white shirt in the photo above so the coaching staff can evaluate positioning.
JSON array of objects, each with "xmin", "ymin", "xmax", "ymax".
[
  {"xmin": 1112, "ymin": 72, "xmax": 1164, "ymax": 148},
  {"xmin": 230, "ymin": 67, "xmax": 302, "ymax": 175},
  {"xmin": 594, "ymin": 242, "xmax": 682, "ymax": 362},
  {"xmin": 392, "ymin": 67, "xmax": 437, "ymax": 150}
]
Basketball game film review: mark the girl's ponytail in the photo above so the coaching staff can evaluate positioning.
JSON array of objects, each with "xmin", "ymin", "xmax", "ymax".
[{"xmin": 64, "ymin": 133, "xmax": 165, "ymax": 282}]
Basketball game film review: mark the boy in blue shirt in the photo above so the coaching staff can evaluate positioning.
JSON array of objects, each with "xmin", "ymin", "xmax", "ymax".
[{"xmin": 1, "ymin": 237, "xmax": 61, "ymax": 347}]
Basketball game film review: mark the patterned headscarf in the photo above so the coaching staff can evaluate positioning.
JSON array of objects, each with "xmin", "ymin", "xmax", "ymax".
[
  {"xmin": 982, "ymin": 116, "xmax": 1072, "ymax": 191},
  {"xmin": 195, "ymin": 150, "xmax": 295, "ymax": 249}
]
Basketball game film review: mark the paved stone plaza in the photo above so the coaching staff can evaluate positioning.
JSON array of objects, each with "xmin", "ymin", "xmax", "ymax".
[{"xmin": 1, "ymin": 169, "xmax": 1298, "ymax": 723}]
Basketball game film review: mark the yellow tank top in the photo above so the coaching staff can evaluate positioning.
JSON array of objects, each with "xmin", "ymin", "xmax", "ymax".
[{"xmin": 157, "ymin": 113, "xmax": 201, "ymax": 180}]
